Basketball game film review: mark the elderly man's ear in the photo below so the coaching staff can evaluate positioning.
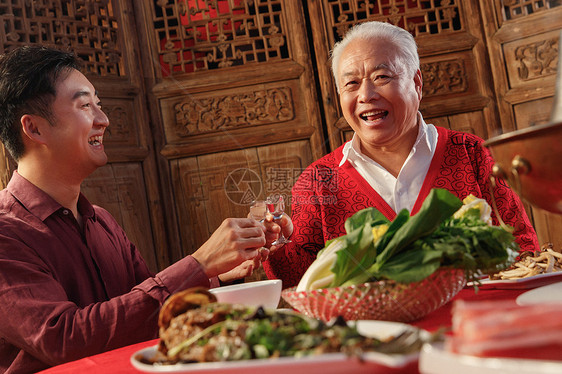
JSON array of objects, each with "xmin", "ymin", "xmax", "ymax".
[
  {"xmin": 414, "ymin": 69, "xmax": 423, "ymax": 101},
  {"xmin": 20, "ymin": 114, "xmax": 48, "ymax": 145}
]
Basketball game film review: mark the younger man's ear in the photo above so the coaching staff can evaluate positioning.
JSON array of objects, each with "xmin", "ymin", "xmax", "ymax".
[{"xmin": 20, "ymin": 114, "xmax": 47, "ymax": 144}]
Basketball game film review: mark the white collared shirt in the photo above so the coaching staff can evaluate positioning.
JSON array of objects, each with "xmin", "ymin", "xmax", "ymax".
[{"xmin": 339, "ymin": 113, "xmax": 438, "ymax": 213}]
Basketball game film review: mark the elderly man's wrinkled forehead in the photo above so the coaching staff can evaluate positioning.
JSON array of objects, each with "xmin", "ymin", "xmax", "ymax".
[{"xmin": 337, "ymin": 36, "xmax": 408, "ymax": 75}]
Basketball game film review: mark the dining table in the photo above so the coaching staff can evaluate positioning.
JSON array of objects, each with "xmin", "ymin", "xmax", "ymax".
[{"xmin": 34, "ymin": 284, "xmax": 532, "ymax": 374}]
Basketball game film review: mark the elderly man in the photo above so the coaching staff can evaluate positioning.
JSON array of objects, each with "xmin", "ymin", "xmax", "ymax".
[
  {"xmin": 0, "ymin": 46, "xmax": 280, "ymax": 373},
  {"xmin": 263, "ymin": 21, "xmax": 538, "ymax": 288}
]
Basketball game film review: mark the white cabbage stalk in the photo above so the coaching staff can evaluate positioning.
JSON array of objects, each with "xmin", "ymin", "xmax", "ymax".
[
  {"xmin": 453, "ymin": 194, "xmax": 492, "ymax": 225},
  {"xmin": 296, "ymin": 223, "xmax": 390, "ymax": 292},
  {"xmin": 296, "ymin": 238, "xmax": 345, "ymax": 292}
]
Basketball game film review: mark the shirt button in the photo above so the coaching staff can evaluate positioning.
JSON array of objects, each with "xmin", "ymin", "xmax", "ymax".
[{"xmin": 62, "ymin": 209, "xmax": 70, "ymax": 215}]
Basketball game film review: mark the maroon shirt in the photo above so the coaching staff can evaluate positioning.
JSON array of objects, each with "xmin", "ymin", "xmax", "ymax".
[{"xmin": 0, "ymin": 172, "xmax": 211, "ymax": 373}]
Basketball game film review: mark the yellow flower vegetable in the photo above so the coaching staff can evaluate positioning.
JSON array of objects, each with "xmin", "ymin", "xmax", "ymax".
[
  {"xmin": 453, "ymin": 194, "xmax": 492, "ymax": 225},
  {"xmin": 372, "ymin": 224, "xmax": 389, "ymax": 246}
]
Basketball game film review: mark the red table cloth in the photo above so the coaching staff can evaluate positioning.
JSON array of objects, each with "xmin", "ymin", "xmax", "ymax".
[{"xmin": 36, "ymin": 287, "xmax": 527, "ymax": 373}]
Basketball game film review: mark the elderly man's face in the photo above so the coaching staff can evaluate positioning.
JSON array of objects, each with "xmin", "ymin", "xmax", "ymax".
[{"xmin": 337, "ymin": 37, "xmax": 422, "ymax": 155}]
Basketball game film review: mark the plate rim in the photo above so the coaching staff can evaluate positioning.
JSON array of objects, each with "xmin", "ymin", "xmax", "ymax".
[
  {"xmin": 419, "ymin": 341, "xmax": 562, "ymax": 374},
  {"xmin": 466, "ymin": 271, "xmax": 562, "ymax": 289},
  {"xmin": 516, "ymin": 281, "xmax": 562, "ymax": 305}
]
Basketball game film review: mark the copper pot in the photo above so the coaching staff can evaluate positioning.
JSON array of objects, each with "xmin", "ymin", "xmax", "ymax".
[{"xmin": 484, "ymin": 121, "xmax": 562, "ymax": 214}]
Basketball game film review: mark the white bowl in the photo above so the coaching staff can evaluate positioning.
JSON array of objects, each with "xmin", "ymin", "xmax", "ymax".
[{"xmin": 209, "ymin": 279, "xmax": 282, "ymax": 309}]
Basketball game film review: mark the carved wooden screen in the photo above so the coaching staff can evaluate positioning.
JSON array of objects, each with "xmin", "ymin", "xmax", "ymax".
[
  {"xmin": 0, "ymin": 0, "xmax": 166, "ymax": 272},
  {"xmin": 479, "ymin": 0, "xmax": 562, "ymax": 249},
  {"xmin": 154, "ymin": 0, "xmax": 290, "ymax": 73},
  {"xmin": 306, "ymin": 0, "xmax": 500, "ymax": 148},
  {"xmin": 136, "ymin": 0, "xmax": 324, "ymax": 259}
]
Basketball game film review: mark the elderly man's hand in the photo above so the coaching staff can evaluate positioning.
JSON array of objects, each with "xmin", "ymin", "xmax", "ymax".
[
  {"xmin": 192, "ymin": 218, "xmax": 266, "ymax": 278},
  {"xmin": 217, "ymin": 247, "xmax": 269, "ymax": 283},
  {"xmin": 263, "ymin": 213, "xmax": 293, "ymax": 253}
]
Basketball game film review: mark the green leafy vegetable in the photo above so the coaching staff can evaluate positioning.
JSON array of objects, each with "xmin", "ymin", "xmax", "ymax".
[
  {"xmin": 321, "ymin": 188, "xmax": 518, "ymax": 288},
  {"xmin": 372, "ymin": 188, "xmax": 463, "ymax": 272}
]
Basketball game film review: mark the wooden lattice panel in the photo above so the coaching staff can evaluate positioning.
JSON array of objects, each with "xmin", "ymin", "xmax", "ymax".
[
  {"xmin": 324, "ymin": 0, "xmax": 465, "ymax": 41},
  {"xmin": 0, "ymin": 0, "xmax": 123, "ymax": 77},
  {"xmin": 498, "ymin": 0, "xmax": 561, "ymax": 22},
  {"xmin": 152, "ymin": 0, "xmax": 290, "ymax": 75}
]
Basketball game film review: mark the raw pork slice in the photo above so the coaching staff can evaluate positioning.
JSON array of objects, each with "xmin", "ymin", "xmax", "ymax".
[{"xmin": 447, "ymin": 299, "xmax": 562, "ymax": 360}]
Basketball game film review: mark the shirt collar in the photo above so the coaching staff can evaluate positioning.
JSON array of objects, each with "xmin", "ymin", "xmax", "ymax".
[
  {"xmin": 339, "ymin": 112, "xmax": 430, "ymax": 167},
  {"xmin": 411, "ymin": 113, "xmax": 432, "ymax": 154},
  {"xmin": 7, "ymin": 171, "xmax": 95, "ymax": 221}
]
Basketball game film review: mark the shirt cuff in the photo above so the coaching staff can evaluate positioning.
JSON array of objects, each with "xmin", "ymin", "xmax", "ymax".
[
  {"xmin": 210, "ymin": 276, "xmax": 220, "ymax": 288},
  {"xmin": 135, "ymin": 256, "xmax": 211, "ymax": 304}
]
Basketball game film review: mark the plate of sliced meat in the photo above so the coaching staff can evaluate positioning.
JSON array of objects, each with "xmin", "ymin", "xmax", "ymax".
[{"xmin": 419, "ymin": 298, "xmax": 562, "ymax": 373}]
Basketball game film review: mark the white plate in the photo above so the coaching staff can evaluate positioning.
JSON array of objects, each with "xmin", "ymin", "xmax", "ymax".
[
  {"xmin": 419, "ymin": 342, "xmax": 562, "ymax": 374},
  {"xmin": 467, "ymin": 271, "xmax": 562, "ymax": 290},
  {"xmin": 130, "ymin": 321, "xmax": 425, "ymax": 373},
  {"xmin": 516, "ymin": 281, "xmax": 562, "ymax": 305}
]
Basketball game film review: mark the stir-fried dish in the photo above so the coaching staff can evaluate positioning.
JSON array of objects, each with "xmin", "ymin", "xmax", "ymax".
[{"xmin": 137, "ymin": 288, "xmax": 429, "ymax": 366}]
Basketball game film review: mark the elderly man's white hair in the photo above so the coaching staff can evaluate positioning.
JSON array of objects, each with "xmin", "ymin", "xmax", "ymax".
[{"xmin": 330, "ymin": 21, "xmax": 420, "ymax": 92}]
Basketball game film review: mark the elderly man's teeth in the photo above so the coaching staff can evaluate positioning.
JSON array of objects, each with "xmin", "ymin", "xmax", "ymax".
[
  {"xmin": 360, "ymin": 110, "xmax": 387, "ymax": 121},
  {"xmin": 88, "ymin": 135, "xmax": 103, "ymax": 145}
]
